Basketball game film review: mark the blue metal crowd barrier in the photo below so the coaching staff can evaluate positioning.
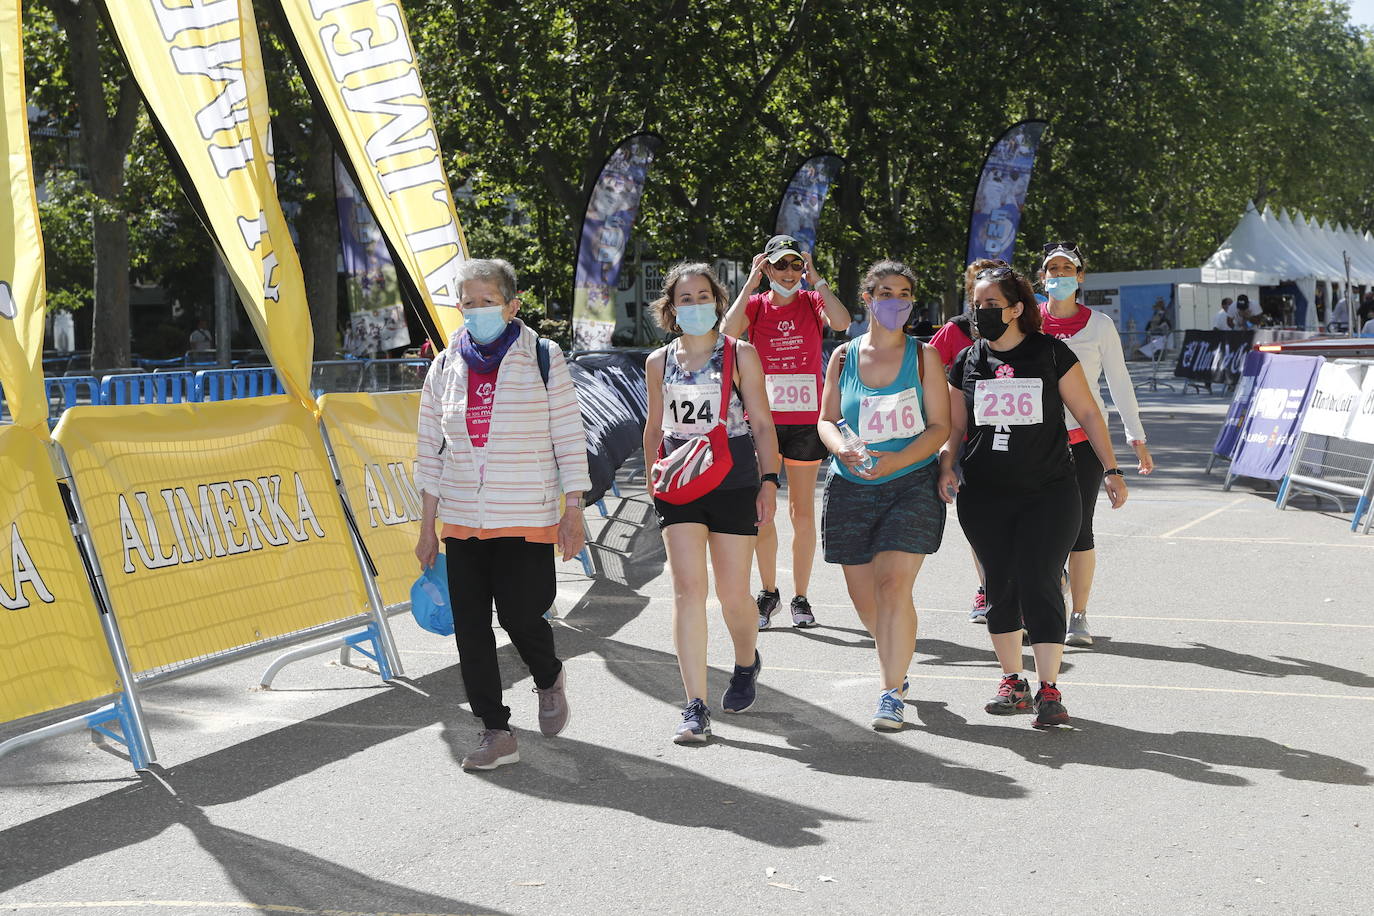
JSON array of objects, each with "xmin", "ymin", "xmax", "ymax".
[
  {"xmin": 100, "ymin": 371, "xmax": 198, "ymax": 406},
  {"xmin": 44, "ymin": 376, "xmax": 101, "ymax": 426},
  {"xmin": 196, "ymin": 367, "xmax": 284, "ymax": 401}
]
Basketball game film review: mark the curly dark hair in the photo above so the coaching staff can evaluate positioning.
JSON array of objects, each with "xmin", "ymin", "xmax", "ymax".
[
  {"xmin": 965, "ymin": 258, "xmax": 1042, "ymax": 336},
  {"xmin": 859, "ymin": 259, "xmax": 918, "ymax": 300}
]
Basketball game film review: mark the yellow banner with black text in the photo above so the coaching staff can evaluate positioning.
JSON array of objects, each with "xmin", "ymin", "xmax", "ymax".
[
  {"xmin": 53, "ymin": 398, "xmax": 368, "ymax": 674},
  {"xmin": 0, "ymin": 424, "xmax": 121, "ymax": 725},
  {"xmin": 276, "ymin": 0, "xmax": 469, "ymax": 344},
  {"xmin": 99, "ymin": 0, "xmax": 316, "ymax": 409}
]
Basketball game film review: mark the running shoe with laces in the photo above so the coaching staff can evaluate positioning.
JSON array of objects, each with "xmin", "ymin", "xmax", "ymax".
[
  {"xmin": 1065, "ymin": 612, "xmax": 1094, "ymax": 647},
  {"xmin": 871, "ymin": 688, "xmax": 905, "ymax": 731},
  {"xmin": 969, "ymin": 587, "xmax": 988, "ymax": 624},
  {"xmin": 756, "ymin": 589, "xmax": 781, "ymax": 630},
  {"xmin": 674, "ymin": 698, "xmax": 711, "ymax": 744},
  {"xmin": 984, "ymin": 673, "xmax": 1032, "ymax": 715},
  {"xmin": 460, "ymin": 728, "xmax": 519, "ymax": 771},
  {"xmin": 533, "ymin": 666, "xmax": 569, "ymax": 736},
  {"xmin": 790, "ymin": 595, "xmax": 818, "ymax": 628},
  {"xmin": 1032, "ymin": 683, "xmax": 1070, "ymax": 728},
  {"xmin": 722, "ymin": 650, "xmax": 762, "ymax": 713}
]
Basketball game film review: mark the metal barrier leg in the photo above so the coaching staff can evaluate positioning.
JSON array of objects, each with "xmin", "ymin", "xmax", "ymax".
[
  {"xmin": 260, "ymin": 626, "xmax": 392, "ymax": 688},
  {"xmin": 0, "ymin": 697, "xmax": 145, "ymax": 768},
  {"xmin": 51, "ymin": 441, "xmax": 157, "ymax": 771}
]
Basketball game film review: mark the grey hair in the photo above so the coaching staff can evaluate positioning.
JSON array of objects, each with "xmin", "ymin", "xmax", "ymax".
[{"xmin": 457, "ymin": 258, "xmax": 518, "ymax": 301}]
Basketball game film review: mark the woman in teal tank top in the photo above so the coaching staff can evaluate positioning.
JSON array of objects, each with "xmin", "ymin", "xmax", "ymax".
[{"xmin": 817, "ymin": 260, "xmax": 950, "ymax": 732}]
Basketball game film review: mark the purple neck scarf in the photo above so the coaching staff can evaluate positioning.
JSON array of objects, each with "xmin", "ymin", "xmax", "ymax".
[{"xmin": 457, "ymin": 319, "xmax": 521, "ymax": 374}]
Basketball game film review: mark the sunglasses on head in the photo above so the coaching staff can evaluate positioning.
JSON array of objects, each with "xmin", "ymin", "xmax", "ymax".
[
  {"xmin": 774, "ymin": 258, "xmax": 805, "ymax": 272},
  {"xmin": 975, "ymin": 265, "xmax": 1016, "ymax": 281},
  {"xmin": 1042, "ymin": 241, "xmax": 1080, "ymax": 254}
]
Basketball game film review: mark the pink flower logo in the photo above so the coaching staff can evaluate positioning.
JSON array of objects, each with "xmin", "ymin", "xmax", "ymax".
[{"xmin": 995, "ymin": 364, "xmax": 1015, "ymax": 378}]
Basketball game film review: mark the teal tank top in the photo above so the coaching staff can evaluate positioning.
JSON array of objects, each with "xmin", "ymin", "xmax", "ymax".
[{"xmin": 833, "ymin": 335, "xmax": 932, "ymax": 485}]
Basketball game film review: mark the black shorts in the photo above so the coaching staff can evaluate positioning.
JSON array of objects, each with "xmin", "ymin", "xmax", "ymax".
[
  {"xmin": 654, "ymin": 486, "xmax": 759, "ymax": 535},
  {"xmin": 774, "ymin": 423, "xmax": 829, "ymax": 464}
]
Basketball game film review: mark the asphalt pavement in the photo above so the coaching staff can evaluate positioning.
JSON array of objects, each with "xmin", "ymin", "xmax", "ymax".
[{"xmin": 2, "ymin": 367, "xmax": 1371, "ymax": 916}]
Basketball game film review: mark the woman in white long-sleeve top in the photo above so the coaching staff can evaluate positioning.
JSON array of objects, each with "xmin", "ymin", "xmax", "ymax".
[
  {"xmin": 413, "ymin": 258, "xmax": 591, "ymax": 771},
  {"xmin": 1037, "ymin": 242, "xmax": 1154, "ymax": 648}
]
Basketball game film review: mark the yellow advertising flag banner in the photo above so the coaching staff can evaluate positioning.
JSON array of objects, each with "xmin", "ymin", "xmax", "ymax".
[
  {"xmin": 0, "ymin": 424, "xmax": 121, "ymax": 724},
  {"xmin": 319, "ymin": 391, "xmax": 427, "ymax": 607},
  {"xmin": 277, "ymin": 0, "xmax": 469, "ymax": 344},
  {"xmin": 54, "ymin": 398, "xmax": 368, "ymax": 674},
  {"xmin": 0, "ymin": 2, "xmax": 51, "ymax": 432},
  {"xmin": 99, "ymin": 0, "xmax": 315, "ymax": 410}
]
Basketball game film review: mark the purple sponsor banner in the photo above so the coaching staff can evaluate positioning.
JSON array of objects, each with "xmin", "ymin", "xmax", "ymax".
[
  {"xmin": 966, "ymin": 120, "xmax": 1047, "ymax": 267},
  {"xmin": 573, "ymin": 133, "xmax": 662, "ymax": 351},
  {"xmin": 334, "ymin": 155, "xmax": 408, "ymax": 356},
  {"xmin": 1212, "ymin": 349, "xmax": 1268, "ymax": 459},
  {"xmin": 1229, "ymin": 353, "xmax": 1323, "ymax": 480},
  {"xmin": 774, "ymin": 154, "xmax": 843, "ymax": 256}
]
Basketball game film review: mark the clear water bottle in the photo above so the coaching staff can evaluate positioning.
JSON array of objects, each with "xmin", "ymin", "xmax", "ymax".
[{"xmin": 836, "ymin": 418, "xmax": 874, "ymax": 470}]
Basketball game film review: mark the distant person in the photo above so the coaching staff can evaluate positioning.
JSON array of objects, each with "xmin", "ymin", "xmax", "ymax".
[
  {"xmin": 189, "ymin": 319, "xmax": 214, "ymax": 351},
  {"xmin": 1212, "ymin": 298, "xmax": 1234, "ymax": 330},
  {"xmin": 52, "ymin": 309, "xmax": 75, "ymax": 353},
  {"xmin": 1331, "ymin": 293, "xmax": 1350, "ymax": 331},
  {"xmin": 1362, "ymin": 315, "xmax": 1374, "ymax": 337},
  {"xmin": 1231, "ymin": 295, "xmax": 1256, "ymax": 330},
  {"xmin": 1138, "ymin": 300, "xmax": 1172, "ymax": 359},
  {"xmin": 1358, "ymin": 292, "xmax": 1374, "ymax": 327}
]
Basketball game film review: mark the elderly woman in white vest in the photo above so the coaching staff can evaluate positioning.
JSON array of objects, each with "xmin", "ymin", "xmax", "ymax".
[{"xmin": 414, "ymin": 258, "xmax": 591, "ymax": 772}]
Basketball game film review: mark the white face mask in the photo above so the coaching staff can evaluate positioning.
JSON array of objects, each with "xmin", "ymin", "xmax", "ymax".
[{"xmin": 770, "ymin": 280, "xmax": 801, "ymax": 297}]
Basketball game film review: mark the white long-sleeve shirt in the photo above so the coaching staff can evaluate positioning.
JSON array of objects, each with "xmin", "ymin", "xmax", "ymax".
[{"xmin": 1057, "ymin": 310, "xmax": 1147, "ymax": 445}]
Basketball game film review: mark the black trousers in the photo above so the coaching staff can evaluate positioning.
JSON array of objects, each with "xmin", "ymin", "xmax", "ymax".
[
  {"xmin": 1070, "ymin": 439, "xmax": 1103, "ymax": 552},
  {"xmin": 445, "ymin": 536, "xmax": 562, "ymax": 731},
  {"xmin": 957, "ymin": 475, "xmax": 1081, "ymax": 644}
]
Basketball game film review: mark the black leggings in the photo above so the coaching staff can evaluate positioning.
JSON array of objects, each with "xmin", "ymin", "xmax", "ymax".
[
  {"xmin": 1071, "ymin": 439, "xmax": 1103, "ymax": 552},
  {"xmin": 445, "ymin": 536, "xmax": 562, "ymax": 731},
  {"xmin": 957, "ymin": 475, "xmax": 1081, "ymax": 644}
]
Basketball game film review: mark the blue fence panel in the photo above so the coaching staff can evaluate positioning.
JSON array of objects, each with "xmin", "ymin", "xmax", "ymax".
[
  {"xmin": 195, "ymin": 367, "xmax": 284, "ymax": 401},
  {"xmin": 44, "ymin": 375, "xmax": 101, "ymax": 425},
  {"xmin": 100, "ymin": 371, "xmax": 198, "ymax": 406}
]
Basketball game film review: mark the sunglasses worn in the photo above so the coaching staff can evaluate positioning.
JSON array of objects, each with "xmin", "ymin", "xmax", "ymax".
[{"xmin": 775, "ymin": 259, "xmax": 805, "ymax": 272}]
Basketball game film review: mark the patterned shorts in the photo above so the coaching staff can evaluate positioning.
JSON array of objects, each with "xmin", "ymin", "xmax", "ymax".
[{"xmin": 821, "ymin": 462, "xmax": 946, "ymax": 565}]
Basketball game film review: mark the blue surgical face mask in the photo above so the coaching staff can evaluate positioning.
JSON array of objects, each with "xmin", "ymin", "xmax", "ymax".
[
  {"xmin": 463, "ymin": 306, "xmax": 509, "ymax": 344},
  {"xmin": 1044, "ymin": 276, "xmax": 1079, "ymax": 301},
  {"xmin": 676, "ymin": 302, "xmax": 718, "ymax": 336},
  {"xmin": 770, "ymin": 280, "xmax": 801, "ymax": 297}
]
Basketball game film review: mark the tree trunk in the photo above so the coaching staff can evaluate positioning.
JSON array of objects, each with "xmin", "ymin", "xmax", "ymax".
[
  {"xmin": 297, "ymin": 133, "xmax": 340, "ymax": 360},
  {"xmin": 90, "ymin": 212, "xmax": 131, "ymax": 370},
  {"xmin": 836, "ymin": 166, "xmax": 863, "ymax": 311}
]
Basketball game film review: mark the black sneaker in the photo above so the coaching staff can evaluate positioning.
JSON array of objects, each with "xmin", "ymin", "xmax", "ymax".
[
  {"xmin": 722, "ymin": 650, "xmax": 762, "ymax": 713},
  {"xmin": 1032, "ymin": 684, "xmax": 1070, "ymax": 728},
  {"xmin": 985, "ymin": 674, "xmax": 1032, "ymax": 715},
  {"xmin": 790, "ymin": 595, "xmax": 817, "ymax": 628},
  {"xmin": 674, "ymin": 698, "xmax": 711, "ymax": 744},
  {"xmin": 756, "ymin": 589, "xmax": 780, "ymax": 630}
]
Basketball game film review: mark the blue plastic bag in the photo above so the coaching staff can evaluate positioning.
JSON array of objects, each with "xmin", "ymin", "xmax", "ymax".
[{"xmin": 410, "ymin": 553, "xmax": 454, "ymax": 636}]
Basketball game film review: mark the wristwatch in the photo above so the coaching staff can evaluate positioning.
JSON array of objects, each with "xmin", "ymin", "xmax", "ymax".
[
  {"xmin": 761, "ymin": 473, "xmax": 781, "ymax": 488},
  {"xmin": 1103, "ymin": 468, "xmax": 1125, "ymax": 478}
]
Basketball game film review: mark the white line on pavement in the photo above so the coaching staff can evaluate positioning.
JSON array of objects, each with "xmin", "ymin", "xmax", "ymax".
[{"xmin": 1157, "ymin": 496, "xmax": 1248, "ymax": 538}]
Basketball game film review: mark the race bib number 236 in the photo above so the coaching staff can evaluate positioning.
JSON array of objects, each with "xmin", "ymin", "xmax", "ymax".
[{"xmin": 974, "ymin": 378, "xmax": 1044, "ymax": 426}]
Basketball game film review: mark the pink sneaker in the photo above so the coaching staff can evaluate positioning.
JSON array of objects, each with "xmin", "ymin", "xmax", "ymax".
[
  {"xmin": 535, "ymin": 667, "xmax": 570, "ymax": 737},
  {"xmin": 461, "ymin": 728, "xmax": 519, "ymax": 771}
]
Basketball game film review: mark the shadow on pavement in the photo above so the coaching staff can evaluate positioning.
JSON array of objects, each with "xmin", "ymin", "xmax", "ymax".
[
  {"xmin": 1091, "ymin": 639, "xmax": 1374, "ymax": 690},
  {"xmin": 915, "ymin": 637, "xmax": 1076, "ymax": 676},
  {"xmin": 911, "ymin": 700, "xmax": 1372, "ymax": 787}
]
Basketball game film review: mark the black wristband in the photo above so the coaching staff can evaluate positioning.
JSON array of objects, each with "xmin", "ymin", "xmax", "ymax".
[
  {"xmin": 761, "ymin": 473, "xmax": 781, "ymax": 488},
  {"xmin": 1104, "ymin": 468, "xmax": 1125, "ymax": 478}
]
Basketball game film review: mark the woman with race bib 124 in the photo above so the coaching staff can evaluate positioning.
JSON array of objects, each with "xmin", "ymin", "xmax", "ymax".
[{"xmin": 644, "ymin": 263, "xmax": 780, "ymax": 745}]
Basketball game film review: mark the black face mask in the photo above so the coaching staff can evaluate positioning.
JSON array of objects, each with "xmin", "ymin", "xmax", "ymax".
[{"xmin": 974, "ymin": 306, "xmax": 1011, "ymax": 342}]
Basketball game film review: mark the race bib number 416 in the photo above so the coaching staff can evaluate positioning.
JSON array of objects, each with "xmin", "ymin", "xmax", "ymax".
[
  {"xmin": 664, "ymin": 383, "xmax": 719, "ymax": 436},
  {"xmin": 859, "ymin": 388, "xmax": 925, "ymax": 443},
  {"xmin": 767, "ymin": 374, "xmax": 818, "ymax": 413},
  {"xmin": 974, "ymin": 378, "xmax": 1044, "ymax": 426}
]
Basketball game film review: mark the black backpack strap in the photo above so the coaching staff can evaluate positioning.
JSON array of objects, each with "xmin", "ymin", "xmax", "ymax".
[{"xmin": 536, "ymin": 336, "xmax": 552, "ymax": 387}]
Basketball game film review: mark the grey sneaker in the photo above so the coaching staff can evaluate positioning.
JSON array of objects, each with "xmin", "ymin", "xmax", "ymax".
[
  {"xmin": 461, "ymin": 728, "xmax": 519, "ymax": 771},
  {"xmin": 534, "ymin": 666, "xmax": 569, "ymax": 736},
  {"xmin": 756, "ymin": 589, "xmax": 781, "ymax": 629},
  {"xmin": 1066, "ymin": 613, "xmax": 1094, "ymax": 647}
]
